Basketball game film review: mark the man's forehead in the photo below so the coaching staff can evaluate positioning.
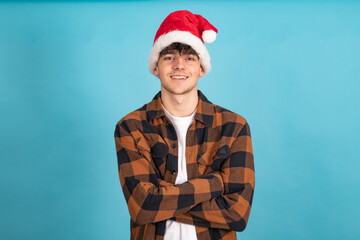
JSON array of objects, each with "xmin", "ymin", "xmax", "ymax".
[{"xmin": 162, "ymin": 50, "xmax": 197, "ymax": 55}]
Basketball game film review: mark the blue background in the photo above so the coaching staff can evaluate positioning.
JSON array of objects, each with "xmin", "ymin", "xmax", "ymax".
[{"xmin": 1, "ymin": 1, "xmax": 359, "ymax": 239}]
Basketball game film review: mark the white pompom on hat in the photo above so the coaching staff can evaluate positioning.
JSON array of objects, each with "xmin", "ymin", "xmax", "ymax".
[{"xmin": 149, "ymin": 10, "xmax": 218, "ymax": 76}]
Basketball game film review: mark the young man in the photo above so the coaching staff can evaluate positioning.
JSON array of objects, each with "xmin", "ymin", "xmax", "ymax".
[{"xmin": 114, "ymin": 10, "xmax": 255, "ymax": 240}]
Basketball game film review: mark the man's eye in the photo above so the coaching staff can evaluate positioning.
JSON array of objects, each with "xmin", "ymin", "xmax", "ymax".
[
  {"xmin": 164, "ymin": 56, "xmax": 173, "ymax": 60},
  {"xmin": 186, "ymin": 56, "xmax": 196, "ymax": 61}
]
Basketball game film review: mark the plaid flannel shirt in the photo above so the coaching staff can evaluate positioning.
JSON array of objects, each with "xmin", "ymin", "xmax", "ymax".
[{"xmin": 114, "ymin": 90, "xmax": 255, "ymax": 240}]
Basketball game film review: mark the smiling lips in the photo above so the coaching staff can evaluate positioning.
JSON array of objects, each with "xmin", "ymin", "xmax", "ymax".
[{"xmin": 170, "ymin": 75, "xmax": 188, "ymax": 80}]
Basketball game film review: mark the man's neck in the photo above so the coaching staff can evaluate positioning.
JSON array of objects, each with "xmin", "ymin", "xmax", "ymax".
[{"xmin": 161, "ymin": 89, "xmax": 198, "ymax": 117}]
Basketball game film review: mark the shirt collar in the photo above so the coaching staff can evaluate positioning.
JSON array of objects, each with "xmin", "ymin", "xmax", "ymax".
[{"xmin": 146, "ymin": 90, "xmax": 214, "ymax": 127}]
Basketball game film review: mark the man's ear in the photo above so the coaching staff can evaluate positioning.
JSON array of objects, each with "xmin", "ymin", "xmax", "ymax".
[
  {"xmin": 153, "ymin": 65, "xmax": 159, "ymax": 76},
  {"xmin": 199, "ymin": 65, "xmax": 204, "ymax": 77}
]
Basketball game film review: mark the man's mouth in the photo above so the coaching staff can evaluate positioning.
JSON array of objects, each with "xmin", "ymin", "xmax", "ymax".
[{"xmin": 170, "ymin": 75, "xmax": 188, "ymax": 80}]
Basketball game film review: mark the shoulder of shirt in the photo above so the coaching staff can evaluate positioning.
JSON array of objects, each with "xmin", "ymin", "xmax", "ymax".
[
  {"xmin": 212, "ymin": 102, "xmax": 248, "ymax": 126},
  {"xmin": 115, "ymin": 95, "xmax": 250, "ymax": 131},
  {"xmin": 115, "ymin": 102, "xmax": 149, "ymax": 127}
]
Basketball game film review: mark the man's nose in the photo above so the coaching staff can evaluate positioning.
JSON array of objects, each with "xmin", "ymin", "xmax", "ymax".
[{"xmin": 173, "ymin": 57, "xmax": 185, "ymax": 70}]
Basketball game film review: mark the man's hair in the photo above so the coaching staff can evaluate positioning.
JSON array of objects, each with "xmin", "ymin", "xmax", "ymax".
[{"xmin": 159, "ymin": 42, "xmax": 200, "ymax": 59}]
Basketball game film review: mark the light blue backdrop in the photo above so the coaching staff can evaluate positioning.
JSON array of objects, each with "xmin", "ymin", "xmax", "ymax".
[{"xmin": 1, "ymin": 1, "xmax": 359, "ymax": 239}]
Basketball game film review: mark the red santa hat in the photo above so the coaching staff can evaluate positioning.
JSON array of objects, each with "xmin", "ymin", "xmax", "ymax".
[{"xmin": 149, "ymin": 10, "xmax": 218, "ymax": 75}]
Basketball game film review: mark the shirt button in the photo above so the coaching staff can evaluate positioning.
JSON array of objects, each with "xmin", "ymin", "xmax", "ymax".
[
  {"xmin": 171, "ymin": 170, "xmax": 176, "ymax": 175},
  {"xmin": 171, "ymin": 144, "xmax": 176, "ymax": 148}
]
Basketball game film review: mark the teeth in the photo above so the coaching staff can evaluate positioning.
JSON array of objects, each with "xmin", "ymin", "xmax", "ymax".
[{"xmin": 171, "ymin": 76, "xmax": 187, "ymax": 79}]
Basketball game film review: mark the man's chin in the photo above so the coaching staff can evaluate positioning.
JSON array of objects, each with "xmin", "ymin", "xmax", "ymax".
[{"xmin": 163, "ymin": 86, "xmax": 197, "ymax": 96}]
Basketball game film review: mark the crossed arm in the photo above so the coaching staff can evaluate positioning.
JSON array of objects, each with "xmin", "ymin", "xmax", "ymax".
[
  {"xmin": 114, "ymin": 121, "xmax": 254, "ymax": 230},
  {"xmin": 172, "ymin": 122, "xmax": 255, "ymax": 231}
]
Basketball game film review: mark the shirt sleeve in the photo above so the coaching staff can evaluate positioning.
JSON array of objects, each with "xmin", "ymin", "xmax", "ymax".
[
  {"xmin": 114, "ymin": 121, "xmax": 224, "ymax": 225},
  {"xmin": 172, "ymin": 122, "xmax": 255, "ymax": 231}
]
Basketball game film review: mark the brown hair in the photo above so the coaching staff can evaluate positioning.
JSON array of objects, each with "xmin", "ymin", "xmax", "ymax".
[{"xmin": 159, "ymin": 42, "xmax": 200, "ymax": 59}]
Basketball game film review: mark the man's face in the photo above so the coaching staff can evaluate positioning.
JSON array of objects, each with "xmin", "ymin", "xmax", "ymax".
[{"xmin": 154, "ymin": 50, "xmax": 204, "ymax": 96}]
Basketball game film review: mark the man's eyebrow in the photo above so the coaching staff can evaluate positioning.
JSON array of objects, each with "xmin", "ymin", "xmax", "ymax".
[{"xmin": 161, "ymin": 50, "xmax": 177, "ymax": 55}]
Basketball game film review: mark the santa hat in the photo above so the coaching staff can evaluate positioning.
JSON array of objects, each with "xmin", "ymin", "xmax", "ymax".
[{"xmin": 149, "ymin": 10, "xmax": 218, "ymax": 75}]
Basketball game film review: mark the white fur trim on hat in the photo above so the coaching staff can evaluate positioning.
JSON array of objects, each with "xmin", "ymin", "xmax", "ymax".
[
  {"xmin": 202, "ymin": 30, "xmax": 217, "ymax": 43},
  {"xmin": 148, "ymin": 30, "xmax": 211, "ymax": 75}
]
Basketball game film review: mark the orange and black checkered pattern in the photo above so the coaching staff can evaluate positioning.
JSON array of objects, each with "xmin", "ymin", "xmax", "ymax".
[{"xmin": 114, "ymin": 90, "xmax": 255, "ymax": 240}]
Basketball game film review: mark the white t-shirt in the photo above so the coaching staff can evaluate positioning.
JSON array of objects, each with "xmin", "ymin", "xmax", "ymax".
[{"xmin": 162, "ymin": 105, "xmax": 198, "ymax": 240}]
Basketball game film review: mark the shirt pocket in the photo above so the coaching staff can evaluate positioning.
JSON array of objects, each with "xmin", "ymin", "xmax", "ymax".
[
  {"xmin": 197, "ymin": 145, "xmax": 230, "ymax": 175},
  {"xmin": 135, "ymin": 137, "xmax": 152, "ymax": 160},
  {"xmin": 135, "ymin": 137, "xmax": 168, "ymax": 178},
  {"xmin": 150, "ymin": 142, "xmax": 168, "ymax": 171}
]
